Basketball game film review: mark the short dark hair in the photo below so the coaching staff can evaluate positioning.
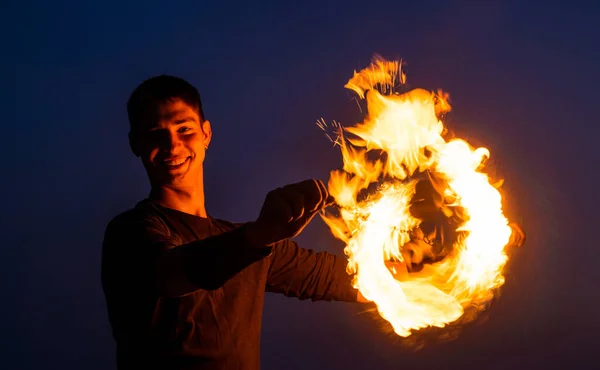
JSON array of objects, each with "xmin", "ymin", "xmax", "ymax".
[{"xmin": 127, "ymin": 75, "xmax": 205, "ymax": 132}]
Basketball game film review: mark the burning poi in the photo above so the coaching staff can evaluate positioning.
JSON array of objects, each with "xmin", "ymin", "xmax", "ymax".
[{"xmin": 319, "ymin": 56, "xmax": 521, "ymax": 337}]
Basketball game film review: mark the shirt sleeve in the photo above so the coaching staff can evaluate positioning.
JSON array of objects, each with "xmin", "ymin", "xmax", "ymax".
[
  {"xmin": 101, "ymin": 212, "xmax": 272, "ymax": 300},
  {"xmin": 265, "ymin": 239, "xmax": 358, "ymax": 302}
]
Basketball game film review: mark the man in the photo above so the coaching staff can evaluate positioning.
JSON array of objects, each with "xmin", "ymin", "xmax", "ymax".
[
  {"xmin": 101, "ymin": 75, "xmax": 524, "ymax": 369},
  {"xmin": 101, "ymin": 75, "xmax": 369, "ymax": 370}
]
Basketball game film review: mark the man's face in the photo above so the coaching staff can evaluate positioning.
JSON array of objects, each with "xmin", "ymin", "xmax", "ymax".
[{"xmin": 131, "ymin": 99, "xmax": 212, "ymax": 188}]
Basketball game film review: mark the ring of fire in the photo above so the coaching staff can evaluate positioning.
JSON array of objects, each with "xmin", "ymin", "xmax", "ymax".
[{"xmin": 320, "ymin": 57, "xmax": 514, "ymax": 337}]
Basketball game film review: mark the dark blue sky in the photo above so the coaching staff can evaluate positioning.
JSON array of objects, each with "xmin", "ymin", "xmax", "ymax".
[{"xmin": 2, "ymin": 0, "xmax": 599, "ymax": 369}]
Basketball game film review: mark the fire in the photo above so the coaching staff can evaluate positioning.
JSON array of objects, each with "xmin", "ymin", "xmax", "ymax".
[{"xmin": 320, "ymin": 56, "xmax": 513, "ymax": 337}]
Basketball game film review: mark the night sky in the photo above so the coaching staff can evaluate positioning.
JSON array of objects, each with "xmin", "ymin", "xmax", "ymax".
[{"xmin": 2, "ymin": 1, "xmax": 600, "ymax": 369}]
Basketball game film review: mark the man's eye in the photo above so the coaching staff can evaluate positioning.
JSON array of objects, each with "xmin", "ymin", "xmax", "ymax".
[{"xmin": 178, "ymin": 127, "xmax": 192, "ymax": 133}]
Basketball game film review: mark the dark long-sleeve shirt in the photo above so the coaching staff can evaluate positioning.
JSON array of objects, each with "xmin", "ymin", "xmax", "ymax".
[{"xmin": 101, "ymin": 199, "xmax": 358, "ymax": 370}]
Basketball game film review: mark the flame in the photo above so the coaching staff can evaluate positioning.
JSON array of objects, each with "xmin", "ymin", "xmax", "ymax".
[{"xmin": 321, "ymin": 56, "xmax": 513, "ymax": 337}]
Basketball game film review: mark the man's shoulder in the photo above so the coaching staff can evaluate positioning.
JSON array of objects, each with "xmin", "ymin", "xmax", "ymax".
[
  {"xmin": 102, "ymin": 199, "xmax": 179, "ymax": 257},
  {"xmin": 105, "ymin": 199, "xmax": 167, "ymax": 233}
]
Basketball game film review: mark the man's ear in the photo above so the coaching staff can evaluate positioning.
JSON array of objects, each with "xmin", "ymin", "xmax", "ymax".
[
  {"xmin": 129, "ymin": 131, "xmax": 141, "ymax": 157},
  {"xmin": 201, "ymin": 120, "xmax": 212, "ymax": 149}
]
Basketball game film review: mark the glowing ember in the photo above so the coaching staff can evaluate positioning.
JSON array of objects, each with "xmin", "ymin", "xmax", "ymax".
[{"xmin": 320, "ymin": 56, "xmax": 514, "ymax": 337}]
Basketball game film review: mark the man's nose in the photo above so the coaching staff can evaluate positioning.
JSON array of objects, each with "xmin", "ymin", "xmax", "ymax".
[{"xmin": 159, "ymin": 132, "xmax": 181, "ymax": 151}]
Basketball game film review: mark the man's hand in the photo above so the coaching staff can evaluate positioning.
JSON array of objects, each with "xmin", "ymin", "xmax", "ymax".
[
  {"xmin": 245, "ymin": 179, "xmax": 333, "ymax": 247},
  {"xmin": 508, "ymin": 222, "xmax": 526, "ymax": 247}
]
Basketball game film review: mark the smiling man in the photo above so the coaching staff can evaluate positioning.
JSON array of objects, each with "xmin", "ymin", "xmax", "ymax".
[{"xmin": 101, "ymin": 75, "xmax": 367, "ymax": 370}]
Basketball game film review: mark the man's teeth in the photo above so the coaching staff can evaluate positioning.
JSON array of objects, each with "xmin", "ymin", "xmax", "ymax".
[{"xmin": 166, "ymin": 158, "xmax": 187, "ymax": 166}]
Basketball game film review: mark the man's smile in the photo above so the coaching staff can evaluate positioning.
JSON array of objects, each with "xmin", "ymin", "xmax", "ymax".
[{"xmin": 162, "ymin": 156, "xmax": 191, "ymax": 171}]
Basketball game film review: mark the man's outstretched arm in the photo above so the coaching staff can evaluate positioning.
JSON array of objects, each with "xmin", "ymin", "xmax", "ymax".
[
  {"xmin": 265, "ymin": 239, "xmax": 361, "ymax": 302},
  {"xmin": 103, "ymin": 178, "xmax": 340, "ymax": 300},
  {"xmin": 102, "ymin": 215, "xmax": 272, "ymax": 299}
]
